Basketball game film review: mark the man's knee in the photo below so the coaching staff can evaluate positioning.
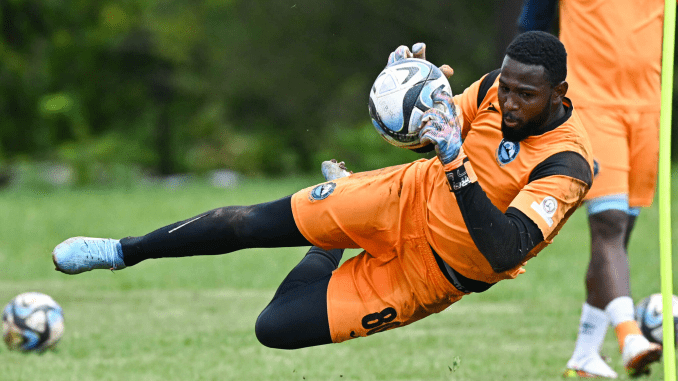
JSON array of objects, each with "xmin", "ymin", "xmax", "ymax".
[
  {"xmin": 589, "ymin": 209, "xmax": 628, "ymax": 241},
  {"xmin": 255, "ymin": 307, "xmax": 286, "ymax": 349},
  {"xmin": 255, "ymin": 295, "xmax": 332, "ymax": 350}
]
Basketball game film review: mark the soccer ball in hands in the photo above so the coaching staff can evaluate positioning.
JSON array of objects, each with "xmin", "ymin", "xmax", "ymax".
[
  {"xmin": 635, "ymin": 293, "xmax": 678, "ymax": 346},
  {"xmin": 368, "ymin": 58, "xmax": 453, "ymax": 150},
  {"xmin": 2, "ymin": 292, "xmax": 65, "ymax": 352}
]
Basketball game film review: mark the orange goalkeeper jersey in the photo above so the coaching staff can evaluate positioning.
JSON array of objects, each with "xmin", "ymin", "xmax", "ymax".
[
  {"xmin": 559, "ymin": 0, "xmax": 664, "ymax": 110},
  {"xmin": 293, "ymin": 71, "xmax": 594, "ymax": 286},
  {"xmin": 418, "ymin": 70, "xmax": 595, "ymax": 284}
]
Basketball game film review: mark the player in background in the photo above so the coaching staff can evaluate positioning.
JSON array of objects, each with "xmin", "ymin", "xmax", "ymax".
[
  {"xmin": 518, "ymin": 0, "xmax": 664, "ymax": 378},
  {"xmin": 52, "ymin": 32, "xmax": 594, "ymax": 359}
]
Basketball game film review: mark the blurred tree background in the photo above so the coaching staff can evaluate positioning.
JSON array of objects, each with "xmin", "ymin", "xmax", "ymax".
[{"xmin": 0, "ymin": 0, "xmax": 674, "ymax": 185}]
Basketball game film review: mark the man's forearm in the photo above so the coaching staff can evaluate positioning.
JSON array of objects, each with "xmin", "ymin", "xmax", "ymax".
[{"xmin": 452, "ymin": 180, "xmax": 543, "ymax": 273}]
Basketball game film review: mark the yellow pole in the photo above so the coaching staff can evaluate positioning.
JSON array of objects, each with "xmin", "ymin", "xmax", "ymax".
[{"xmin": 659, "ymin": 0, "xmax": 676, "ymax": 379}]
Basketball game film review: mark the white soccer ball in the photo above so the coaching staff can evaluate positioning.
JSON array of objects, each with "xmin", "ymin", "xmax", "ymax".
[
  {"xmin": 2, "ymin": 292, "xmax": 65, "ymax": 352},
  {"xmin": 368, "ymin": 58, "xmax": 452, "ymax": 150},
  {"xmin": 635, "ymin": 293, "xmax": 678, "ymax": 346}
]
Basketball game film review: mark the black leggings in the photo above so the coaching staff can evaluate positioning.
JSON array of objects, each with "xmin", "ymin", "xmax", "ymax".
[
  {"xmin": 119, "ymin": 196, "xmax": 339, "ymax": 349},
  {"xmin": 256, "ymin": 246, "xmax": 343, "ymax": 349},
  {"xmin": 120, "ymin": 196, "xmax": 311, "ymax": 264}
]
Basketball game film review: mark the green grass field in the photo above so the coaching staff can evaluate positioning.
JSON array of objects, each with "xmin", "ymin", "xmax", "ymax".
[{"xmin": 1, "ymin": 173, "xmax": 677, "ymax": 380}]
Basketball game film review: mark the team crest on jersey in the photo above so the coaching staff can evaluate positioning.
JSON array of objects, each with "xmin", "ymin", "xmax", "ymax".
[
  {"xmin": 309, "ymin": 182, "xmax": 336, "ymax": 201},
  {"xmin": 496, "ymin": 139, "xmax": 520, "ymax": 166}
]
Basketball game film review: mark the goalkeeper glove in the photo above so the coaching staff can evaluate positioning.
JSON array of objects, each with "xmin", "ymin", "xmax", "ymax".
[
  {"xmin": 419, "ymin": 88, "xmax": 476, "ymax": 191},
  {"xmin": 386, "ymin": 43, "xmax": 454, "ymax": 78},
  {"xmin": 419, "ymin": 87, "xmax": 463, "ymax": 166}
]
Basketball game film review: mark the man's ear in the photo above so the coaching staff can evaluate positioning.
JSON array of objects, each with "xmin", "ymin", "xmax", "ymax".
[{"xmin": 553, "ymin": 81, "xmax": 568, "ymax": 104}]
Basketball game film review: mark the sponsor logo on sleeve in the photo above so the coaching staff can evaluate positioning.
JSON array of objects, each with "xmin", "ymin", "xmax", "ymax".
[{"xmin": 530, "ymin": 196, "xmax": 558, "ymax": 227}]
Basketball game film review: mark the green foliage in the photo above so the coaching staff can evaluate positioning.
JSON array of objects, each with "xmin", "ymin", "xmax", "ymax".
[
  {"xmin": 4, "ymin": 0, "xmax": 675, "ymax": 180},
  {"xmin": 314, "ymin": 123, "xmax": 433, "ymax": 172},
  {"xmin": 0, "ymin": 0, "xmax": 502, "ymax": 180}
]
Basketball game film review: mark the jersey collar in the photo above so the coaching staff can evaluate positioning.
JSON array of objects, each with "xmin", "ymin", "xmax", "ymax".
[{"xmin": 531, "ymin": 97, "xmax": 573, "ymax": 137}]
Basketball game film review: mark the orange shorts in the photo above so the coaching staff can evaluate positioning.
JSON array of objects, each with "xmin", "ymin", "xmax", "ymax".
[
  {"xmin": 291, "ymin": 161, "xmax": 465, "ymax": 343},
  {"xmin": 579, "ymin": 107, "xmax": 659, "ymax": 207}
]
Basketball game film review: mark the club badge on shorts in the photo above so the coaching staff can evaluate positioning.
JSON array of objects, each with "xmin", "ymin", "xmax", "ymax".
[
  {"xmin": 309, "ymin": 182, "xmax": 337, "ymax": 201},
  {"xmin": 496, "ymin": 139, "xmax": 520, "ymax": 166},
  {"xmin": 531, "ymin": 196, "xmax": 558, "ymax": 227}
]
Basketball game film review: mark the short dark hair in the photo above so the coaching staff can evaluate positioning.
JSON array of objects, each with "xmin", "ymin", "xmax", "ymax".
[{"xmin": 505, "ymin": 31, "xmax": 567, "ymax": 87}]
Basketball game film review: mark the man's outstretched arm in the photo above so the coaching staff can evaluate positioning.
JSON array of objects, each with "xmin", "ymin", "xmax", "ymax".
[
  {"xmin": 419, "ymin": 90, "xmax": 590, "ymax": 273},
  {"xmin": 451, "ymin": 177, "xmax": 543, "ymax": 273},
  {"xmin": 418, "ymin": 88, "xmax": 542, "ymax": 272},
  {"xmin": 450, "ymin": 151, "xmax": 592, "ymax": 273}
]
